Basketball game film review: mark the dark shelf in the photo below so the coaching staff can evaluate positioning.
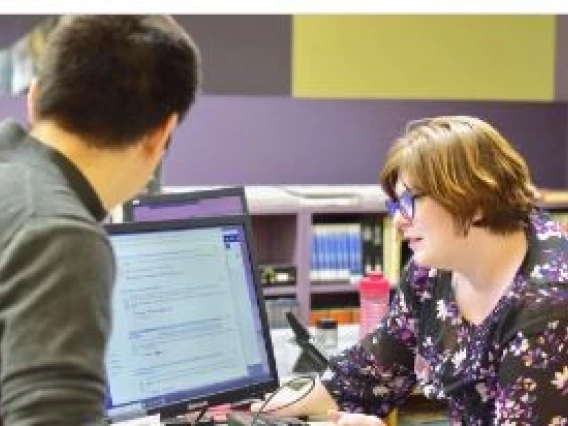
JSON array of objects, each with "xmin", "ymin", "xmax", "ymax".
[{"xmin": 310, "ymin": 282, "xmax": 359, "ymax": 294}]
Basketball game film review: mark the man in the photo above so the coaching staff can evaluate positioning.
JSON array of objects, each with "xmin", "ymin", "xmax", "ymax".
[{"xmin": 0, "ymin": 15, "xmax": 201, "ymax": 424}]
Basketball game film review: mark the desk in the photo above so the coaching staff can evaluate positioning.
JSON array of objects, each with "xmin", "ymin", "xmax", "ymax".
[
  {"xmin": 269, "ymin": 325, "xmax": 397, "ymax": 426},
  {"xmin": 269, "ymin": 324, "xmax": 359, "ymax": 380}
]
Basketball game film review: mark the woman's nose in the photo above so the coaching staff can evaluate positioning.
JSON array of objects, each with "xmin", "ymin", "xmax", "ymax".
[{"xmin": 392, "ymin": 209, "xmax": 409, "ymax": 230}]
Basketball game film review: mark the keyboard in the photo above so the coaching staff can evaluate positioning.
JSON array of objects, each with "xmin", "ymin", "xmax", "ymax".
[{"xmin": 227, "ymin": 411, "xmax": 309, "ymax": 426}]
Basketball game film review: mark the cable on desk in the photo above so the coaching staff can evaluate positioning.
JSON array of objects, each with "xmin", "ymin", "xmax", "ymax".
[
  {"xmin": 251, "ymin": 374, "xmax": 317, "ymax": 426},
  {"xmin": 162, "ymin": 405, "xmax": 212, "ymax": 426}
]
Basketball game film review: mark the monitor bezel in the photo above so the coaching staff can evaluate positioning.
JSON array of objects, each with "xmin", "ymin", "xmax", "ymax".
[
  {"xmin": 104, "ymin": 214, "xmax": 278, "ymax": 420},
  {"xmin": 122, "ymin": 186, "xmax": 249, "ymax": 222}
]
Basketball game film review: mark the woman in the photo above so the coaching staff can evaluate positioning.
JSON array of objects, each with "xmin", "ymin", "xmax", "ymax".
[{"xmin": 255, "ymin": 116, "xmax": 568, "ymax": 425}]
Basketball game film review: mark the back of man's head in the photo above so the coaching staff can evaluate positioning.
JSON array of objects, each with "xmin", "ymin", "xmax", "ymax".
[{"xmin": 33, "ymin": 15, "xmax": 201, "ymax": 149}]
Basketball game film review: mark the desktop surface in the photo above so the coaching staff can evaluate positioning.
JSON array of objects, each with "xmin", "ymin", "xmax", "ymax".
[{"xmin": 269, "ymin": 324, "xmax": 359, "ymax": 382}]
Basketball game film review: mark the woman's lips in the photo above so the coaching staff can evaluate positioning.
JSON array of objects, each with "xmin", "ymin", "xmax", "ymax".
[{"xmin": 407, "ymin": 237, "xmax": 423, "ymax": 250}]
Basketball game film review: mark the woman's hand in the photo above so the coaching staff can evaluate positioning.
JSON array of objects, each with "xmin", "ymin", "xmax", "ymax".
[
  {"xmin": 250, "ymin": 387, "xmax": 302, "ymax": 417},
  {"xmin": 327, "ymin": 409, "xmax": 386, "ymax": 426},
  {"xmin": 250, "ymin": 377, "xmax": 338, "ymax": 418}
]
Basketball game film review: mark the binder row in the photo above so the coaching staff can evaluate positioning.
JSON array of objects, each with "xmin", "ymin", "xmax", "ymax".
[{"xmin": 310, "ymin": 216, "xmax": 384, "ymax": 283}]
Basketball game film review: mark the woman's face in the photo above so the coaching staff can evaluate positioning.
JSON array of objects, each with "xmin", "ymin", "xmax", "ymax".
[{"xmin": 393, "ymin": 176, "xmax": 463, "ymax": 269}]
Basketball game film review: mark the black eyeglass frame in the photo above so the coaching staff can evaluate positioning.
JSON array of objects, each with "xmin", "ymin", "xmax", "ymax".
[{"xmin": 385, "ymin": 189, "xmax": 426, "ymax": 220}]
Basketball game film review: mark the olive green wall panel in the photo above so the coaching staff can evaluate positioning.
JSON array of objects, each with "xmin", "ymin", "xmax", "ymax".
[{"xmin": 293, "ymin": 15, "xmax": 555, "ymax": 101}]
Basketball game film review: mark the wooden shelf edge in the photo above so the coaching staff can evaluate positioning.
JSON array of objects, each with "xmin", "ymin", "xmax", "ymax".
[{"xmin": 262, "ymin": 286, "xmax": 297, "ymax": 297}]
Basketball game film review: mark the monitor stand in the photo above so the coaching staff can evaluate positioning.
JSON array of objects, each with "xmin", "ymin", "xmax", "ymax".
[
  {"xmin": 291, "ymin": 339, "xmax": 329, "ymax": 374},
  {"xmin": 286, "ymin": 312, "xmax": 329, "ymax": 375}
]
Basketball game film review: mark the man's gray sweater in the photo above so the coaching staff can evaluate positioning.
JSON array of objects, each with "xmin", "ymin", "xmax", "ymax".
[{"xmin": 0, "ymin": 119, "xmax": 114, "ymax": 425}]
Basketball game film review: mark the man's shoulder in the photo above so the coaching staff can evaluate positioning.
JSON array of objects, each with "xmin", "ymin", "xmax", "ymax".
[
  {"xmin": 0, "ymin": 168, "xmax": 104, "ymax": 254},
  {"xmin": 0, "ymin": 157, "xmax": 94, "ymax": 218},
  {"xmin": 0, "ymin": 173, "xmax": 94, "ymax": 223},
  {"xmin": 0, "ymin": 123, "xmax": 105, "ymax": 223},
  {"xmin": 0, "ymin": 119, "xmax": 27, "ymax": 146},
  {"xmin": 34, "ymin": 185, "xmax": 96, "ymax": 223}
]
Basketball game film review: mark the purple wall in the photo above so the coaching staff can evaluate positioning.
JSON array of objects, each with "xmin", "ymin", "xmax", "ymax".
[
  {"xmin": 0, "ymin": 15, "xmax": 291, "ymax": 96},
  {"xmin": 0, "ymin": 15, "xmax": 50, "ymax": 47},
  {"xmin": 165, "ymin": 96, "xmax": 568, "ymax": 189},
  {"xmin": 174, "ymin": 16, "xmax": 291, "ymax": 95},
  {"xmin": 0, "ymin": 96, "xmax": 26, "ymax": 122},
  {"xmin": 1, "ymin": 95, "xmax": 566, "ymax": 189}
]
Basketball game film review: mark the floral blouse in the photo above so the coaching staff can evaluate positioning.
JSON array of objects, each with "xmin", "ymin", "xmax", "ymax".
[{"xmin": 323, "ymin": 209, "xmax": 568, "ymax": 425}]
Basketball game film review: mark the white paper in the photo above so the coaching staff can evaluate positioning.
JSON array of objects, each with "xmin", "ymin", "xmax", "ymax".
[{"xmin": 112, "ymin": 414, "xmax": 161, "ymax": 426}]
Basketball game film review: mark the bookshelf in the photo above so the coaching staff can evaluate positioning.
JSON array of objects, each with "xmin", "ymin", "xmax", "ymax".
[{"xmin": 245, "ymin": 185, "xmax": 394, "ymax": 326}]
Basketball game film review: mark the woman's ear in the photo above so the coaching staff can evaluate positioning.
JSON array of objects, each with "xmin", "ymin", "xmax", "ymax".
[
  {"xmin": 472, "ymin": 208, "xmax": 484, "ymax": 224},
  {"xmin": 464, "ymin": 209, "xmax": 484, "ymax": 236}
]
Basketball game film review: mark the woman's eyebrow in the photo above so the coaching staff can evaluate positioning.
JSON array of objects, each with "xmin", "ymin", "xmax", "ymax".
[
  {"xmin": 401, "ymin": 179, "xmax": 422, "ymax": 194},
  {"xmin": 399, "ymin": 181, "xmax": 413, "ymax": 194},
  {"xmin": 393, "ymin": 186, "xmax": 407, "ymax": 199}
]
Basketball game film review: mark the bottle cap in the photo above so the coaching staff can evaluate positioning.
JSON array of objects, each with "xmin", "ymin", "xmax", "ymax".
[
  {"xmin": 367, "ymin": 270, "xmax": 384, "ymax": 280},
  {"xmin": 316, "ymin": 318, "xmax": 338, "ymax": 330},
  {"xmin": 359, "ymin": 271, "xmax": 390, "ymax": 295}
]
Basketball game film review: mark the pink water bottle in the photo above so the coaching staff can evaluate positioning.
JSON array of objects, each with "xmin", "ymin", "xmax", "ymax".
[{"xmin": 358, "ymin": 271, "xmax": 390, "ymax": 338}]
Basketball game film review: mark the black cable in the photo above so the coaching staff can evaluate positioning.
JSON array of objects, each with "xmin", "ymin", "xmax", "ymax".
[
  {"xmin": 162, "ymin": 405, "xmax": 209, "ymax": 426},
  {"xmin": 250, "ymin": 374, "xmax": 317, "ymax": 426},
  {"xmin": 193, "ymin": 406, "xmax": 208, "ymax": 424}
]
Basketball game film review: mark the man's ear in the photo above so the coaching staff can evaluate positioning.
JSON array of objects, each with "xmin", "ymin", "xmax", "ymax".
[
  {"xmin": 27, "ymin": 78, "xmax": 39, "ymax": 126},
  {"xmin": 142, "ymin": 113, "xmax": 179, "ymax": 158}
]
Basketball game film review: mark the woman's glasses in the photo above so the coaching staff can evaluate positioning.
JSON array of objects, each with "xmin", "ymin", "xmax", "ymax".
[{"xmin": 385, "ymin": 189, "xmax": 425, "ymax": 220}]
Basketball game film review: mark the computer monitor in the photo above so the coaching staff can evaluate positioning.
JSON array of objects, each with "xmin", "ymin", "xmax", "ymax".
[
  {"xmin": 103, "ymin": 215, "xmax": 278, "ymax": 422},
  {"xmin": 123, "ymin": 187, "xmax": 248, "ymax": 222}
]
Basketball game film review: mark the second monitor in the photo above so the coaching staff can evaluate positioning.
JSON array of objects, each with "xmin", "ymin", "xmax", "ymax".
[{"xmin": 123, "ymin": 186, "xmax": 248, "ymax": 222}]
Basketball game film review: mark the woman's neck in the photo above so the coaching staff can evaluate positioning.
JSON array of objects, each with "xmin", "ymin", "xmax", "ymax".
[
  {"xmin": 451, "ymin": 228, "xmax": 528, "ymax": 325},
  {"xmin": 453, "ymin": 228, "xmax": 528, "ymax": 291}
]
